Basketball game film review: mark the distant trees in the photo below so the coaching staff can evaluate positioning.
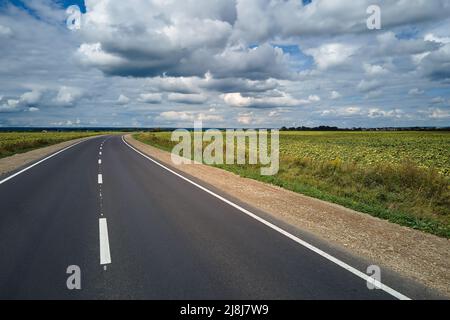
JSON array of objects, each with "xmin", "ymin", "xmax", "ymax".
[
  {"xmin": 280, "ymin": 126, "xmax": 360, "ymax": 131},
  {"xmin": 279, "ymin": 126, "xmax": 450, "ymax": 132}
]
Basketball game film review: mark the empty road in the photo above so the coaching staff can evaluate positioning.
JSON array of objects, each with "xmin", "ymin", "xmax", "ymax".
[{"xmin": 0, "ymin": 135, "xmax": 435, "ymax": 299}]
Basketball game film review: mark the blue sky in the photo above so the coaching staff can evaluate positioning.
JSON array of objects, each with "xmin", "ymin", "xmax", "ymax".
[{"xmin": 0, "ymin": 0, "xmax": 449, "ymax": 128}]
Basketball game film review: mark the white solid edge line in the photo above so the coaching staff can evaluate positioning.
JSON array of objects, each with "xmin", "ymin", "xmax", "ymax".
[
  {"xmin": 98, "ymin": 174, "xmax": 103, "ymax": 184},
  {"xmin": 122, "ymin": 136, "xmax": 411, "ymax": 300},
  {"xmin": 0, "ymin": 140, "xmax": 86, "ymax": 185},
  {"xmin": 99, "ymin": 218, "xmax": 111, "ymax": 265}
]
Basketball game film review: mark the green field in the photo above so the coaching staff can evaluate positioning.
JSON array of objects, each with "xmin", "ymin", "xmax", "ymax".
[
  {"xmin": 135, "ymin": 131, "xmax": 450, "ymax": 238},
  {"xmin": 0, "ymin": 132, "xmax": 103, "ymax": 159}
]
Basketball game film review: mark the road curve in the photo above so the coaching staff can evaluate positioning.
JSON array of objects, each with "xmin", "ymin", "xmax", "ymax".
[{"xmin": 0, "ymin": 135, "xmax": 431, "ymax": 299}]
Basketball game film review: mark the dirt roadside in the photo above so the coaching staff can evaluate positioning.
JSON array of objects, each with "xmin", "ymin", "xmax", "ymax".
[
  {"xmin": 0, "ymin": 136, "xmax": 98, "ymax": 177},
  {"xmin": 125, "ymin": 134, "xmax": 450, "ymax": 297}
]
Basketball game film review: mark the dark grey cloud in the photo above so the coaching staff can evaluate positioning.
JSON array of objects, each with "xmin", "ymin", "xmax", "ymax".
[
  {"xmin": 200, "ymin": 77, "xmax": 279, "ymax": 93},
  {"xmin": 167, "ymin": 93, "xmax": 207, "ymax": 105},
  {"xmin": 421, "ymin": 44, "xmax": 450, "ymax": 81},
  {"xmin": 137, "ymin": 93, "xmax": 163, "ymax": 104}
]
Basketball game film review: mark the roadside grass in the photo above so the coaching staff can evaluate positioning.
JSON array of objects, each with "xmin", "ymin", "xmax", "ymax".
[
  {"xmin": 0, "ymin": 132, "xmax": 104, "ymax": 159},
  {"xmin": 134, "ymin": 131, "xmax": 450, "ymax": 238}
]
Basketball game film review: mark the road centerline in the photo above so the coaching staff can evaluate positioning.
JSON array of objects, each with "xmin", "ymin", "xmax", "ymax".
[{"xmin": 99, "ymin": 218, "xmax": 111, "ymax": 265}]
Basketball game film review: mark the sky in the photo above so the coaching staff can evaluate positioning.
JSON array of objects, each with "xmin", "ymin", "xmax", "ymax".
[{"xmin": 0, "ymin": 0, "xmax": 449, "ymax": 128}]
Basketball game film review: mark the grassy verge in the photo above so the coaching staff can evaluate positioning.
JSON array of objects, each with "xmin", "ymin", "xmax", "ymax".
[
  {"xmin": 0, "ymin": 131, "xmax": 104, "ymax": 159},
  {"xmin": 133, "ymin": 131, "xmax": 450, "ymax": 238}
]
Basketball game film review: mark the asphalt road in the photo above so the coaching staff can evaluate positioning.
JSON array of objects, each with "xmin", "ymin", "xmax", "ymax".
[{"xmin": 0, "ymin": 135, "xmax": 437, "ymax": 299}]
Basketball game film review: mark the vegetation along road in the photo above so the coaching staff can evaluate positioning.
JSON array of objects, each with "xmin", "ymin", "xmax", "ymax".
[{"xmin": 135, "ymin": 131, "xmax": 450, "ymax": 238}]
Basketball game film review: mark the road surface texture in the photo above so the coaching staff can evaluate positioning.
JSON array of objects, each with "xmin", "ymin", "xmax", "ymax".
[{"xmin": 0, "ymin": 135, "xmax": 440, "ymax": 299}]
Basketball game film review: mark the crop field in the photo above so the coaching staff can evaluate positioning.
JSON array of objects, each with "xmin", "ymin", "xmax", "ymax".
[
  {"xmin": 135, "ymin": 131, "xmax": 450, "ymax": 238},
  {"xmin": 0, "ymin": 132, "xmax": 103, "ymax": 159}
]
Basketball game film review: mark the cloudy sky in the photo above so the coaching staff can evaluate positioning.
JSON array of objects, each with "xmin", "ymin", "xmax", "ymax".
[{"xmin": 0, "ymin": 0, "xmax": 450, "ymax": 128}]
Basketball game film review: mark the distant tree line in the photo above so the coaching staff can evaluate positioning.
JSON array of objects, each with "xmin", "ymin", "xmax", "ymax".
[
  {"xmin": 280, "ymin": 126, "xmax": 450, "ymax": 132},
  {"xmin": 1, "ymin": 126, "xmax": 448, "ymax": 133}
]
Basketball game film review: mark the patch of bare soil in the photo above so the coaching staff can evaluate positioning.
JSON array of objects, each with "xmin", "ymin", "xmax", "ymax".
[{"xmin": 126, "ymin": 134, "xmax": 450, "ymax": 297}]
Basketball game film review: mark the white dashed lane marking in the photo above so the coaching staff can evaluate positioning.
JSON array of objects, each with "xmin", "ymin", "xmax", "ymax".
[
  {"xmin": 99, "ymin": 218, "xmax": 111, "ymax": 265},
  {"xmin": 97, "ymin": 143, "xmax": 108, "ymax": 266}
]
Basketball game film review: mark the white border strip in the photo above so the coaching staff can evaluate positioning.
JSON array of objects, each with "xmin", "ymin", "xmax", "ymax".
[
  {"xmin": 99, "ymin": 218, "xmax": 111, "ymax": 265},
  {"xmin": 0, "ymin": 140, "xmax": 86, "ymax": 185},
  {"xmin": 122, "ymin": 136, "xmax": 410, "ymax": 300}
]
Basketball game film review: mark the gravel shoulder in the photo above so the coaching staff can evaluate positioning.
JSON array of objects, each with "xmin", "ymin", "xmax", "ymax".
[
  {"xmin": 126, "ymin": 134, "xmax": 450, "ymax": 298},
  {"xmin": 0, "ymin": 136, "xmax": 97, "ymax": 177}
]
